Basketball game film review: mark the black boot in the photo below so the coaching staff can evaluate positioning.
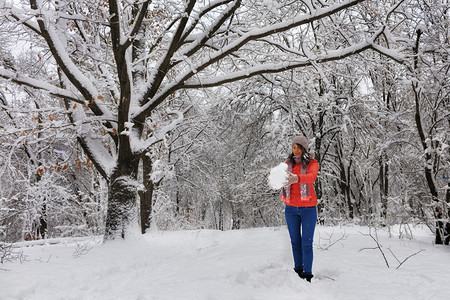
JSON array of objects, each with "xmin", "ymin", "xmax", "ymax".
[
  {"xmin": 301, "ymin": 273, "xmax": 314, "ymax": 282},
  {"xmin": 293, "ymin": 268, "xmax": 304, "ymax": 277},
  {"xmin": 294, "ymin": 268, "xmax": 313, "ymax": 282}
]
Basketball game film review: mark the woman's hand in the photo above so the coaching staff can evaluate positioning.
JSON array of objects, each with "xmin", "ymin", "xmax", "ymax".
[{"xmin": 286, "ymin": 172, "xmax": 299, "ymax": 186}]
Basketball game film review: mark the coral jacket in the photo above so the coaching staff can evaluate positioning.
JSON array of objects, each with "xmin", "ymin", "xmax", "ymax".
[{"xmin": 281, "ymin": 159, "xmax": 319, "ymax": 207}]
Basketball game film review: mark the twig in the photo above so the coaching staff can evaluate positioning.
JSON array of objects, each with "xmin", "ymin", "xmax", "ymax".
[
  {"xmin": 387, "ymin": 247, "xmax": 401, "ymax": 265},
  {"xmin": 72, "ymin": 238, "xmax": 98, "ymax": 258},
  {"xmin": 359, "ymin": 230, "xmax": 390, "ymax": 268},
  {"xmin": 359, "ymin": 247, "xmax": 379, "ymax": 251},
  {"xmin": 1, "ymin": 243, "xmax": 26, "ymax": 264},
  {"xmin": 388, "ymin": 247, "xmax": 425, "ymax": 270},
  {"xmin": 396, "ymin": 249, "xmax": 425, "ymax": 269},
  {"xmin": 318, "ymin": 229, "xmax": 348, "ymax": 251},
  {"xmin": 323, "ymin": 275, "xmax": 336, "ymax": 281}
]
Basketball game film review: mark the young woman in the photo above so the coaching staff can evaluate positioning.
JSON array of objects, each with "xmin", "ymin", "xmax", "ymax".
[{"xmin": 281, "ymin": 135, "xmax": 319, "ymax": 282}]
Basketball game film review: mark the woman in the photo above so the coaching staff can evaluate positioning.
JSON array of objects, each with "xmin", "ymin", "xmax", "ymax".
[{"xmin": 281, "ymin": 135, "xmax": 319, "ymax": 282}]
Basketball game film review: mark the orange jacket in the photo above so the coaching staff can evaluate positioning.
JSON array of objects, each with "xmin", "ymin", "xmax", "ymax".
[{"xmin": 281, "ymin": 158, "xmax": 319, "ymax": 207}]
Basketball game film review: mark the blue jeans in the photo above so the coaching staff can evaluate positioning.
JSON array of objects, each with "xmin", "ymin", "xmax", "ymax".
[{"xmin": 285, "ymin": 205, "xmax": 317, "ymax": 275}]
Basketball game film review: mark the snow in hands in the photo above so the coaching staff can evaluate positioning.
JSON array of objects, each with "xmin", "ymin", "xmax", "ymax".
[{"xmin": 268, "ymin": 162, "xmax": 289, "ymax": 190}]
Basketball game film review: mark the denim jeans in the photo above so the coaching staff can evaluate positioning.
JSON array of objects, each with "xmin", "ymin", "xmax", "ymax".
[{"xmin": 285, "ymin": 205, "xmax": 317, "ymax": 275}]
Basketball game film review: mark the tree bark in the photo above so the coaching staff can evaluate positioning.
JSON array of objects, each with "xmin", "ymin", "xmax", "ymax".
[
  {"xmin": 138, "ymin": 154, "xmax": 154, "ymax": 234},
  {"xmin": 412, "ymin": 29, "xmax": 442, "ymax": 244},
  {"xmin": 104, "ymin": 156, "xmax": 139, "ymax": 239},
  {"xmin": 380, "ymin": 153, "xmax": 389, "ymax": 220}
]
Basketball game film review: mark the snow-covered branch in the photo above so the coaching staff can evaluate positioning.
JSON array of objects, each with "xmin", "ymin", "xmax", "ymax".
[
  {"xmin": 0, "ymin": 68, "xmax": 84, "ymax": 104},
  {"xmin": 30, "ymin": 0, "xmax": 99, "ymax": 101},
  {"xmin": 122, "ymin": 1, "xmax": 151, "ymax": 50},
  {"xmin": 130, "ymin": 108, "xmax": 186, "ymax": 154},
  {"xmin": 370, "ymin": 43, "xmax": 407, "ymax": 64},
  {"xmin": 177, "ymin": 0, "xmax": 236, "ymax": 46},
  {"xmin": 6, "ymin": 5, "xmax": 41, "ymax": 35},
  {"xmin": 134, "ymin": 0, "xmax": 366, "ymax": 120},
  {"xmin": 174, "ymin": 0, "xmax": 241, "ymax": 60},
  {"xmin": 183, "ymin": 40, "xmax": 373, "ymax": 88}
]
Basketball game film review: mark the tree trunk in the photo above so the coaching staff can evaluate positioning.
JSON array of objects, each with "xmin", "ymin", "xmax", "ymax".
[
  {"xmin": 231, "ymin": 204, "xmax": 243, "ymax": 230},
  {"xmin": 337, "ymin": 137, "xmax": 353, "ymax": 219},
  {"xmin": 138, "ymin": 153, "xmax": 154, "ymax": 234},
  {"xmin": 38, "ymin": 203, "xmax": 47, "ymax": 239},
  {"xmin": 104, "ymin": 166, "xmax": 139, "ymax": 239},
  {"xmin": 445, "ymin": 179, "xmax": 450, "ymax": 245},
  {"xmin": 314, "ymin": 112, "xmax": 324, "ymax": 222},
  {"xmin": 104, "ymin": 0, "xmax": 139, "ymax": 239},
  {"xmin": 412, "ymin": 28, "xmax": 442, "ymax": 244},
  {"xmin": 104, "ymin": 111, "xmax": 140, "ymax": 239},
  {"xmin": 380, "ymin": 153, "xmax": 389, "ymax": 220},
  {"xmin": 218, "ymin": 201, "xmax": 224, "ymax": 231}
]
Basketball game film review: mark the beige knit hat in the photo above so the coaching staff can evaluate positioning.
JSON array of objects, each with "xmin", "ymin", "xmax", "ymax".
[{"xmin": 292, "ymin": 135, "xmax": 309, "ymax": 152}]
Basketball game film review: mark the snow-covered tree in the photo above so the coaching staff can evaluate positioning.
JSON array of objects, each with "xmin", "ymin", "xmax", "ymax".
[
  {"xmin": 0, "ymin": 0, "xmax": 409, "ymax": 239},
  {"xmin": 406, "ymin": 0, "xmax": 449, "ymax": 244}
]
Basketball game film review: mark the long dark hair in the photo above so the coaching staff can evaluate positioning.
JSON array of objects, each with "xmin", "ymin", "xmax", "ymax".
[{"xmin": 288, "ymin": 144, "xmax": 311, "ymax": 168}]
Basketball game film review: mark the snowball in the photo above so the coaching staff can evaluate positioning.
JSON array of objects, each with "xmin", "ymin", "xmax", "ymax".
[{"xmin": 268, "ymin": 163, "xmax": 289, "ymax": 190}]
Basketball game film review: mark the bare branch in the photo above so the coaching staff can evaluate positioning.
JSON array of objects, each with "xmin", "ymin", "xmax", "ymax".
[
  {"xmin": 388, "ymin": 247, "xmax": 426, "ymax": 270},
  {"xmin": 359, "ymin": 230, "xmax": 390, "ymax": 268}
]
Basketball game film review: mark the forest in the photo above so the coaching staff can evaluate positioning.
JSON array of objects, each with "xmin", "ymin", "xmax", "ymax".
[{"xmin": 0, "ymin": 0, "xmax": 448, "ymax": 251}]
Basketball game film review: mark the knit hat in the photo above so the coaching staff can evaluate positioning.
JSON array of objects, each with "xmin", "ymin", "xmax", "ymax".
[{"xmin": 292, "ymin": 135, "xmax": 309, "ymax": 152}]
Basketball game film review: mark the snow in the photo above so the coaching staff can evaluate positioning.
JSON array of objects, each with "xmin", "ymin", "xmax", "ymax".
[
  {"xmin": 2, "ymin": 225, "xmax": 448, "ymax": 300},
  {"xmin": 268, "ymin": 162, "xmax": 289, "ymax": 190}
]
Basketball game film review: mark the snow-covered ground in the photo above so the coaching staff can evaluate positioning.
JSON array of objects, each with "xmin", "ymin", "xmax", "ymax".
[{"xmin": 1, "ymin": 225, "xmax": 449, "ymax": 300}]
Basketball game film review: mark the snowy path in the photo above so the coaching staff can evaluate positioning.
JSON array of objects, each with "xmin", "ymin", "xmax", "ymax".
[{"xmin": 1, "ymin": 225, "xmax": 449, "ymax": 300}]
